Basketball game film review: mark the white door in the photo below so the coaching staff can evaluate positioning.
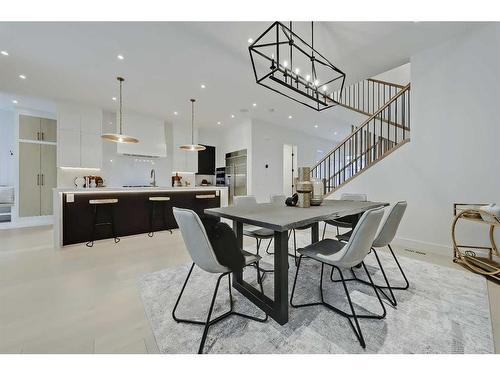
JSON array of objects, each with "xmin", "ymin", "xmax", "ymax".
[{"xmin": 283, "ymin": 144, "xmax": 298, "ymax": 197}]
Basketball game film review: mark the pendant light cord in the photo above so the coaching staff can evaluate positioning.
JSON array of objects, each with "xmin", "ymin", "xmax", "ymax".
[
  {"xmin": 117, "ymin": 76, "xmax": 125, "ymax": 135},
  {"xmin": 191, "ymin": 99, "xmax": 195, "ymax": 144}
]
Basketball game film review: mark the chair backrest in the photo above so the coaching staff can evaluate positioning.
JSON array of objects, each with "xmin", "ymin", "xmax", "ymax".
[
  {"xmin": 340, "ymin": 193, "xmax": 367, "ymax": 201},
  {"xmin": 172, "ymin": 207, "xmax": 227, "ymax": 274},
  {"xmin": 373, "ymin": 201, "xmax": 407, "ymax": 247},
  {"xmin": 335, "ymin": 207, "xmax": 384, "ymax": 268},
  {"xmin": 270, "ymin": 194, "xmax": 286, "ymax": 205},
  {"xmin": 233, "ymin": 195, "xmax": 257, "ymax": 207}
]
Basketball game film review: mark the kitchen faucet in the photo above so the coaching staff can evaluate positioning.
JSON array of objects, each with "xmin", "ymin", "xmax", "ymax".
[{"xmin": 150, "ymin": 169, "xmax": 156, "ymax": 187}]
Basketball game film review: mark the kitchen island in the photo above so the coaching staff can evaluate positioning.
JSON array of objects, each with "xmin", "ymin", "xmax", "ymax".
[{"xmin": 53, "ymin": 186, "xmax": 228, "ymax": 247}]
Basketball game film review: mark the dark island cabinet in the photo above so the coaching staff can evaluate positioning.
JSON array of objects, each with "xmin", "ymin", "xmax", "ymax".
[{"xmin": 62, "ymin": 190, "xmax": 221, "ymax": 246}]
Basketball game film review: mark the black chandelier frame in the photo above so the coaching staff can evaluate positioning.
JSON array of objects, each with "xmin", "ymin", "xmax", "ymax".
[{"xmin": 249, "ymin": 21, "xmax": 346, "ymax": 111}]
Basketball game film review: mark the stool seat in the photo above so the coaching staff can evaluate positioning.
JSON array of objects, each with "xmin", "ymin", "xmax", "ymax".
[
  {"xmin": 89, "ymin": 198, "xmax": 118, "ymax": 205},
  {"xmin": 149, "ymin": 196, "xmax": 171, "ymax": 201}
]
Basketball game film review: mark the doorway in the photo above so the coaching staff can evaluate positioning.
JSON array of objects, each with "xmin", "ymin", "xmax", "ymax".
[{"xmin": 283, "ymin": 144, "xmax": 297, "ymax": 197}]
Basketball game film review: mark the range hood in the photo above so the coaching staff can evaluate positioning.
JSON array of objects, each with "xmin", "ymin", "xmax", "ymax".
[{"xmin": 116, "ymin": 111, "xmax": 167, "ymax": 158}]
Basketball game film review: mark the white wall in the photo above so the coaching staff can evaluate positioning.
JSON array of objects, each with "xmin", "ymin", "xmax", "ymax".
[
  {"xmin": 251, "ymin": 119, "xmax": 333, "ymax": 203},
  {"xmin": 372, "ymin": 62, "xmax": 411, "ymax": 86},
  {"xmin": 330, "ymin": 24, "xmax": 500, "ymax": 254},
  {"xmin": 0, "ymin": 109, "xmax": 16, "ymax": 187}
]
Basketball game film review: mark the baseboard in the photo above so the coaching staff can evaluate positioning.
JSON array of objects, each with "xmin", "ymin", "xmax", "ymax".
[
  {"xmin": 0, "ymin": 215, "xmax": 53, "ymax": 230},
  {"xmin": 392, "ymin": 236, "xmax": 453, "ymax": 257}
]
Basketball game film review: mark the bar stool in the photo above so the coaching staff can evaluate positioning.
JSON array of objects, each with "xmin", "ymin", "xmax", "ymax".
[
  {"xmin": 148, "ymin": 196, "xmax": 173, "ymax": 237},
  {"xmin": 86, "ymin": 198, "xmax": 120, "ymax": 247}
]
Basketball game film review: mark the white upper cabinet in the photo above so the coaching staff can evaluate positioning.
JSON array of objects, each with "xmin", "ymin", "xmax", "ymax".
[
  {"xmin": 116, "ymin": 111, "xmax": 167, "ymax": 158},
  {"xmin": 57, "ymin": 102, "xmax": 102, "ymax": 168}
]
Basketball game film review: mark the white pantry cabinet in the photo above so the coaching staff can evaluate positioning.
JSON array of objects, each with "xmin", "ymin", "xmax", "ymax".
[{"xmin": 57, "ymin": 103, "xmax": 102, "ymax": 169}]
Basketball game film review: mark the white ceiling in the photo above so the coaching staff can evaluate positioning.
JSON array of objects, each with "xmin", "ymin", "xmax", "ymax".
[{"xmin": 0, "ymin": 21, "xmax": 485, "ymax": 141}]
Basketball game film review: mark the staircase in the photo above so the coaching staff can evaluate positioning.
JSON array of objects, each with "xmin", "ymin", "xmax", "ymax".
[{"xmin": 311, "ymin": 78, "xmax": 411, "ymax": 196}]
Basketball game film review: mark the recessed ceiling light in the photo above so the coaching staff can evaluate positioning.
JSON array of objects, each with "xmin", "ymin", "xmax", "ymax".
[
  {"xmin": 12, "ymin": 99, "xmax": 18, "ymax": 104},
  {"xmin": 201, "ymin": 84, "xmax": 206, "ymax": 89},
  {"xmin": 248, "ymin": 38, "xmax": 254, "ymax": 44},
  {"xmin": 217, "ymin": 121, "xmax": 221, "ymax": 125},
  {"xmin": 112, "ymin": 97, "xmax": 117, "ymax": 101},
  {"xmin": 252, "ymin": 103, "xmax": 257, "ymax": 107},
  {"xmin": 314, "ymin": 125, "xmax": 319, "ymax": 128},
  {"xmin": 117, "ymin": 54, "xmax": 124, "ymax": 60},
  {"xmin": 1, "ymin": 51, "xmax": 8, "ymax": 56},
  {"xmin": 334, "ymin": 131, "xmax": 338, "ymax": 135},
  {"xmin": 19, "ymin": 74, "xmax": 26, "ymax": 80},
  {"xmin": 288, "ymin": 115, "xmax": 293, "ymax": 119},
  {"xmin": 231, "ymin": 114, "xmax": 235, "ymax": 118},
  {"xmin": 174, "ymin": 111, "xmax": 178, "ymax": 116}
]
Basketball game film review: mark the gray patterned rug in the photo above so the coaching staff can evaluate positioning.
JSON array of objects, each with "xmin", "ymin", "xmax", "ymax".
[{"xmin": 139, "ymin": 235, "xmax": 493, "ymax": 354}]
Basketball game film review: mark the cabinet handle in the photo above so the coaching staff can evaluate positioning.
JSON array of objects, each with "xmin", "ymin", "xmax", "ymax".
[
  {"xmin": 196, "ymin": 194, "xmax": 216, "ymax": 199},
  {"xmin": 41, "ymin": 174, "xmax": 44, "ymax": 186},
  {"xmin": 41, "ymin": 132, "xmax": 45, "ymax": 141},
  {"xmin": 37, "ymin": 132, "xmax": 40, "ymax": 141},
  {"xmin": 37, "ymin": 174, "xmax": 40, "ymax": 186}
]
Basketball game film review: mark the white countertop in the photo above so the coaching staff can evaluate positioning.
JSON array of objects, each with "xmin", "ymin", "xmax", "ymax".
[{"xmin": 53, "ymin": 186, "xmax": 227, "ymax": 194}]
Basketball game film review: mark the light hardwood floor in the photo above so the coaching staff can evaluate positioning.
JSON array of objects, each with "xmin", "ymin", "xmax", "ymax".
[{"xmin": 0, "ymin": 225, "xmax": 498, "ymax": 353}]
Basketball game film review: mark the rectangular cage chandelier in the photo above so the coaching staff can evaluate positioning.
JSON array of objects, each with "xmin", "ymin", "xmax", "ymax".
[{"xmin": 249, "ymin": 21, "xmax": 346, "ymax": 111}]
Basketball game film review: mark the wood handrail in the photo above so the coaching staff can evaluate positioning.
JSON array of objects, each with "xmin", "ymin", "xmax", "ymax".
[
  {"xmin": 367, "ymin": 78, "xmax": 406, "ymax": 89},
  {"xmin": 313, "ymin": 83, "xmax": 410, "ymax": 169}
]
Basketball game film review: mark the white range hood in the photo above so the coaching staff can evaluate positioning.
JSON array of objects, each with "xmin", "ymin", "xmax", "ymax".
[{"xmin": 116, "ymin": 111, "xmax": 167, "ymax": 158}]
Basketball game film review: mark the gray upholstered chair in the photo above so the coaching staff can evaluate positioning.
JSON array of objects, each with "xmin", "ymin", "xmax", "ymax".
[
  {"xmin": 172, "ymin": 207, "xmax": 267, "ymax": 354},
  {"xmin": 336, "ymin": 201, "xmax": 409, "ymax": 306},
  {"xmin": 291, "ymin": 207, "xmax": 386, "ymax": 349},
  {"xmin": 269, "ymin": 193, "xmax": 314, "ymax": 266},
  {"xmin": 234, "ymin": 195, "xmax": 274, "ymax": 279},
  {"xmin": 322, "ymin": 193, "xmax": 368, "ymax": 239}
]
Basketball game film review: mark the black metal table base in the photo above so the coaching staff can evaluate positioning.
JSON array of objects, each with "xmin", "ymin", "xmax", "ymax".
[{"xmin": 232, "ymin": 221, "xmax": 319, "ymax": 325}]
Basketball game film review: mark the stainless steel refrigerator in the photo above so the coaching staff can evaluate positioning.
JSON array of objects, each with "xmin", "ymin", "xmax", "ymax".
[{"xmin": 223, "ymin": 149, "xmax": 247, "ymax": 205}]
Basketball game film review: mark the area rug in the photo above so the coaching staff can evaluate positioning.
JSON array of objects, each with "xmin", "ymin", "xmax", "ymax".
[{"xmin": 139, "ymin": 234, "xmax": 494, "ymax": 354}]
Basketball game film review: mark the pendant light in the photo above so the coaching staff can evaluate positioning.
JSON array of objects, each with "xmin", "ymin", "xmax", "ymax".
[
  {"xmin": 101, "ymin": 77, "xmax": 139, "ymax": 144},
  {"xmin": 179, "ymin": 98, "xmax": 205, "ymax": 151}
]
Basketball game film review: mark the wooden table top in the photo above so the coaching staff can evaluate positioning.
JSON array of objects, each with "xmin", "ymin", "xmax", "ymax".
[{"xmin": 205, "ymin": 199, "xmax": 389, "ymax": 231}]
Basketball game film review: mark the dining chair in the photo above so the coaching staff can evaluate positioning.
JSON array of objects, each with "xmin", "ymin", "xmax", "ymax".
[
  {"xmin": 269, "ymin": 194, "xmax": 314, "ymax": 266},
  {"xmin": 335, "ymin": 201, "xmax": 409, "ymax": 306},
  {"xmin": 322, "ymin": 193, "xmax": 368, "ymax": 240},
  {"xmin": 172, "ymin": 207, "xmax": 267, "ymax": 354},
  {"xmin": 234, "ymin": 195, "xmax": 274, "ymax": 280},
  {"xmin": 290, "ymin": 207, "xmax": 386, "ymax": 349}
]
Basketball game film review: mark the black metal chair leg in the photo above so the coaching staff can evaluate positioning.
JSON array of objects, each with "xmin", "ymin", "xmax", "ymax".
[
  {"xmin": 322, "ymin": 222, "xmax": 327, "ymax": 240},
  {"xmin": 172, "ymin": 263, "xmax": 196, "ymax": 323},
  {"xmin": 337, "ymin": 267, "xmax": 366, "ymax": 349},
  {"xmin": 293, "ymin": 229, "xmax": 298, "ymax": 267},
  {"xmin": 198, "ymin": 272, "xmax": 225, "ymax": 354},
  {"xmin": 387, "ymin": 244, "xmax": 410, "ymax": 290},
  {"xmin": 361, "ymin": 262, "xmax": 387, "ymax": 318}
]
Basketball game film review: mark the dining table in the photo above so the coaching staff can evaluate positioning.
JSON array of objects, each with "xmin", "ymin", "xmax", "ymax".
[{"xmin": 205, "ymin": 199, "xmax": 389, "ymax": 325}]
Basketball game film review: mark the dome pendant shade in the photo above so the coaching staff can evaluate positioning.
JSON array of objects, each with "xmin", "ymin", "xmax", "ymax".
[
  {"xmin": 102, "ymin": 77, "xmax": 139, "ymax": 144},
  {"xmin": 180, "ymin": 98, "xmax": 206, "ymax": 152}
]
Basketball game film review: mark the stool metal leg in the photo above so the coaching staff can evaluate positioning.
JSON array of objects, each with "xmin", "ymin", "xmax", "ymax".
[
  {"xmin": 86, "ymin": 205, "xmax": 98, "ymax": 247},
  {"xmin": 148, "ymin": 201, "xmax": 155, "ymax": 237},
  {"xmin": 110, "ymin": 205, "xmax": 120, "ymax": 243}
]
